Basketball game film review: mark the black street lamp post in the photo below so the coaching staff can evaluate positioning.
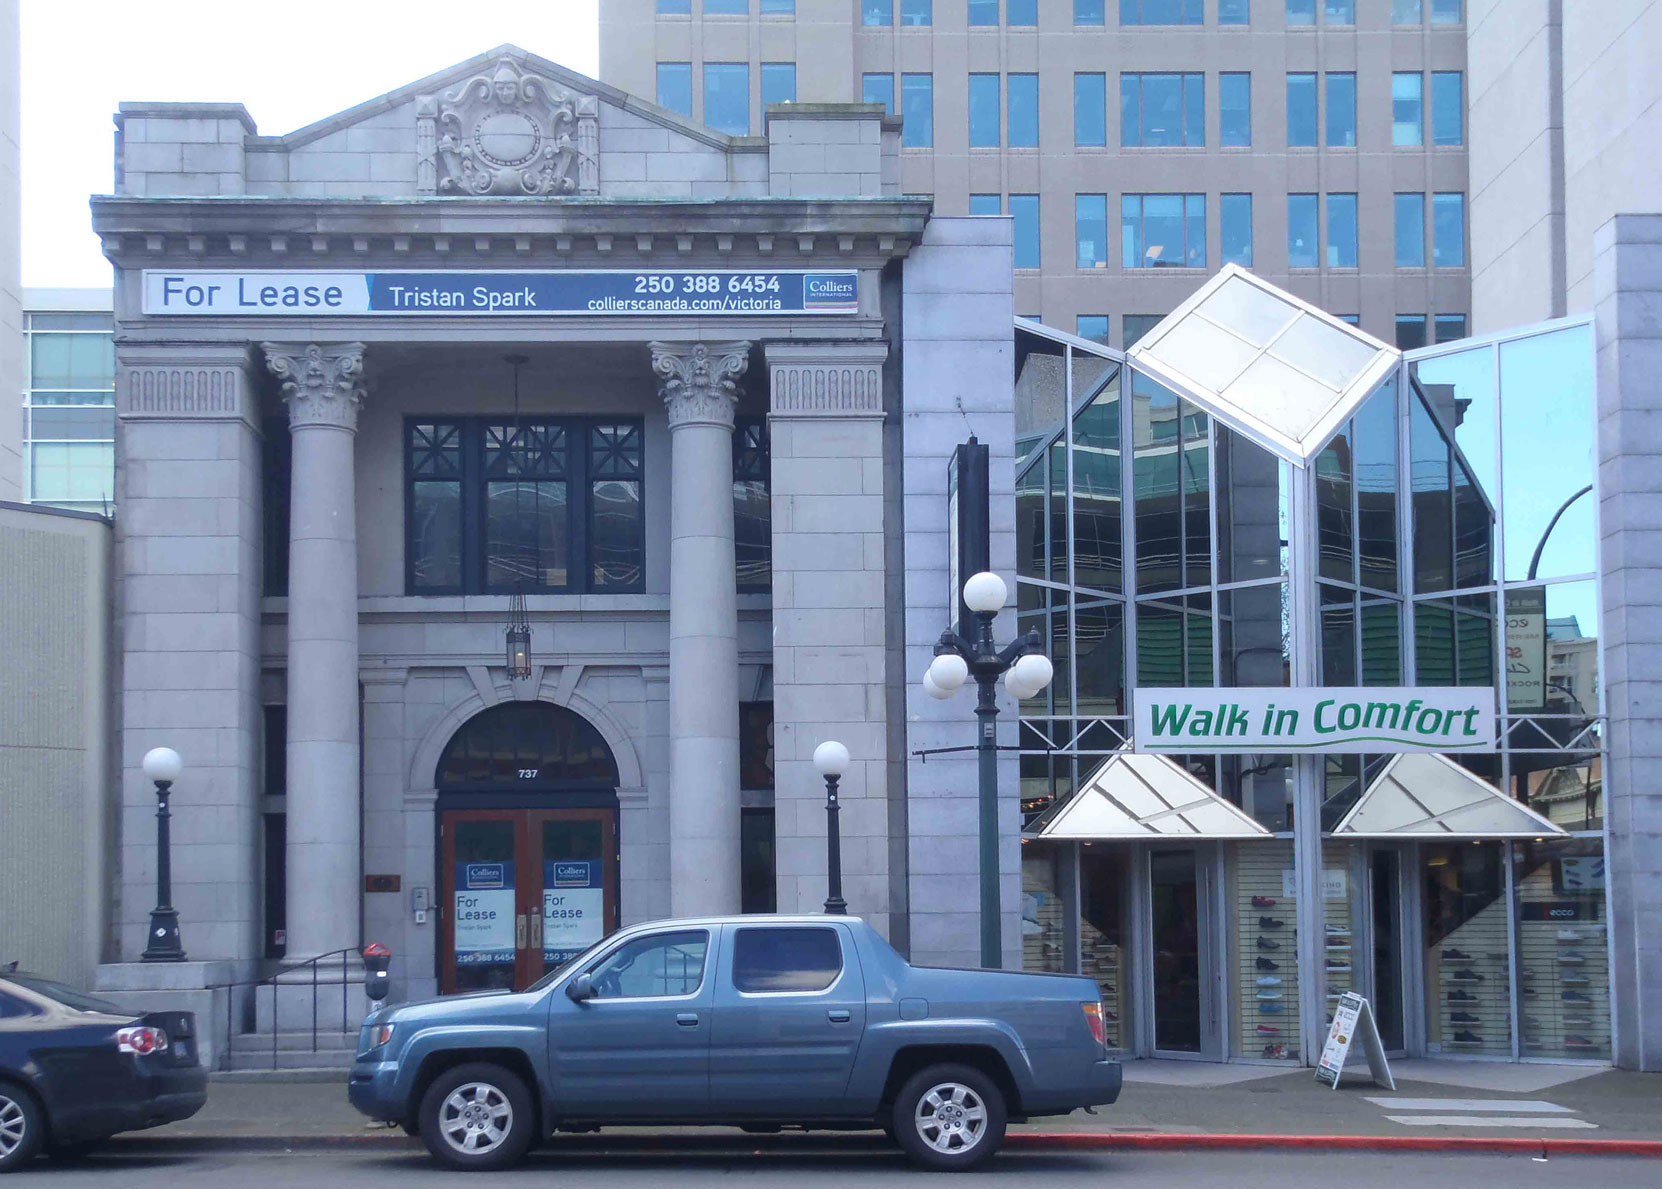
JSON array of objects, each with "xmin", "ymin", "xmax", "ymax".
[
  {"xmin": 140, "ymin": 747, "xmax": 187, "ymax": 962},
  {"xmin": 814, "ymin": 741, "xmax": 850, "ymax": 915},
  {"xmin": 924, "ymin": 572, "xmax": 1054, "ymax": 969}
]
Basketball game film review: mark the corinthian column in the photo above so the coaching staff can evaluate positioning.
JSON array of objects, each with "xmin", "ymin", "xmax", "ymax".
[
  {"xmin": 263, "ymin": 342, "xmax": 366, "ymax": 969},
  {"xmin": 652, "ymin": 341, "xmax": 750, "ymax": 918}
]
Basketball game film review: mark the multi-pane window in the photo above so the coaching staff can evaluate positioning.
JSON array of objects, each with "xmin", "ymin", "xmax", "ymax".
[
  {"xmin": 1288, "ymin": 193, "xmax": 1319, "ymax": 267},
  {"xmin": 862, "ymin": 72, "xmax": 895, "ymax": 114},
  {"xmin": 1219, "ymin": 73, "xmax": 1251, "ymax": 146},
  {"xmin": 1287, "ymin": 73, "xmax": 1317, "ymax": 146},
  {"xmin": 1433, "ymin": 192, "xmax": 1466, "ymax": 267},
  {"xmin": 1008, "ymin": 0, "xmax": 1037, "ymax": 24},
  {"xmin": 405, "ymin": 419, "xmax": 645, "ymax": 595},
  {"xmin": 969, "ymin": 73, "xmax": 1000, "ymax": 146},
  {"xmin": 761, "ymin": 62, "xmax": 796, "ymax": 107},
  {"xmin": 1077, "ymin": 194, "xmax": 1109, "ymax": 268},
  {"xmin": 1122, "ymin": 73, "xmax": 1204, "ymax": 147},
  {"xmin": 761, "ymin": 0, "xmax": 795, "ymax": 11},
  {"xmin": 1326, "ymin": 193, "xmax": 1358, "ymax": 268},
  {"xmin": 1395, "ymin": 192, "xmax": 1426, "ymax": 267},
  {"xmin": 705, "ymin": 0, "xmax": 747, "ymax": 12},
  {"xmin": 1432, "ymin": 71, "xmax": 1464, "ymax": 145},
  {"xmin": 1008, "ymin": 74, "xmax": 1039, "ymax": 146},
  {"xmin": 704, "ymin": 63, "xmax": 750, "ymax": 135},
  {"xmin": 862, "ymin": 0, "xmax": 892, "ymax": 23},
  {"xmin": 1012, "ymin": 194, "xmax": 1041, "ymax": 267},
  {"xmin": 657, "ymin": 63, "xmax": 693, "ymax": 117},
  {"xmin": 1122, "ymin": 194, "xmax": 1205, "ymax": 268},
  {"xmin": 1219, "ymin": 0, "xmax": 1249, "ymax": 23},
  {"xmin": 1077, "ymin": 315, "xmax": 1110, "ymax": 345},
  {"xmin": 1326, "ymin": 72, "xmax": 1356, "ymax": 146},
  {"xmin": 902, "ymin": 74, "xmax": 934, "ymax": 146},
  {"xmin": 1221, "ymin": 193, "xmax": 1253, "ymax": 266},
  {"xmin": 969, "ymin": 0, "xmax": 998, "ymax": 22},
  {"xmin": 1286, "ymin": 0, "xmax": 1315, "ymax": 24},
  {"xmin": 1324, "ymin": 0, "xmax": 1353, "ymax": 21},
  {"xmin": 22, "ymin": 310, "xmax": 116, "ymax": 513},
  {"xmin": 734, "ymin": 419, "xmax": 771, "ymax": 591},
  {"xmin": 1121, "ymin": 0, "xmax": 1201, "ymax": 23},
  {"xmin": 901, "ymin": 0, "xmax": 931, "ymax": 24},
  {"xmin": 1076, "ymin": 73, "xmax": 1108, "ymax": 146},
  {"xmin": 1392, "ymin": 72, "xmax": 1424, "ymax": 145},
  {"xmin": 658, "ymin": 0, "xmax": 691, "ymax": 12},
  {"xmin": 1076, "ymin": 0, "xmax": 1105, "ymax": 22},
  {"xmin": 969, "ymin": 193, "xmax": 1002, "ymax": 215},
  {"xmin": 1431, "ymin": 0, "xmax": 1461, "ymax": 22}
]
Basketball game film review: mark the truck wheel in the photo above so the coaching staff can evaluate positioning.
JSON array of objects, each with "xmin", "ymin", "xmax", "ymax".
[
  {"xmin": 417, "ymin": 1063, "xmax": 535, "ymax": 1172},
  {"xmin": 891, "ymin": 1063, "xmax": 1006, "ymax": 1171},
  {"xmin": 0, "ymin": 1081, "xmax": 45, "ymax": 1173}
]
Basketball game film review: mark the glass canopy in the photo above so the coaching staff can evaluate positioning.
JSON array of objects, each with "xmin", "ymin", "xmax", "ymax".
[
  {"xmin": 1027, "ymin": 750, "xmax": 1272, "ymax": 840},
  {"xmin": 1329, "ymin": 752, "xmax": 1567, "ymax": 839},
  {"xmin": 1127, "ymin": 265, "xmax": 1400, "ymax": 466}
]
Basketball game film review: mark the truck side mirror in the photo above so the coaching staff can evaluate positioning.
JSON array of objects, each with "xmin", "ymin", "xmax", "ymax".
[{"xmin": 566, "ymin": 973, "xmax": 594, "ymax": 1002}]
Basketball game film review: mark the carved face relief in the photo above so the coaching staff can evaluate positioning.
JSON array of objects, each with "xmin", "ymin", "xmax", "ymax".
[{"xmin": 426, "ymin": 57, "xmax": 591, "ymax": 197}]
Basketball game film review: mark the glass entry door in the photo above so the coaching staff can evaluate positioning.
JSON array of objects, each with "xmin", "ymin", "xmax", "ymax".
[
  {"xmin": 1368, "ymin": 847, "xmax": 1406, "ymax": 1052},
  {"xmin": 1149, "ymin": 848, "xmax": 1211, "ymax": 1054},
  {"xmin": 440, "ymin": 807, "xmax": 617, "ymax": 993}
]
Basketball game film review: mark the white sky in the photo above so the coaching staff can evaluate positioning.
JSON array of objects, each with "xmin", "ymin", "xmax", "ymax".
[{"xmin": 20, "ymin": 0, "xmax": 601, "ymax": 288}]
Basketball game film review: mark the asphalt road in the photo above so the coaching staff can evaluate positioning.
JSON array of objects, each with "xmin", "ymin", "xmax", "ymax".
[{"xmin": 19, "ymin": 1143, "xmax": 1662, "ymax": 1187}]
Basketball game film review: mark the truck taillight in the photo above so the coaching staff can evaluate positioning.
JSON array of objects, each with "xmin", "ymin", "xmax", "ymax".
[
  {"xmin": 1081, "ymin": 1001, "xmax": 1107, "ymax": 1048},
  {"xmin": 116, "ymin": 1026, "xmax": 169, "ymax": 1055}
]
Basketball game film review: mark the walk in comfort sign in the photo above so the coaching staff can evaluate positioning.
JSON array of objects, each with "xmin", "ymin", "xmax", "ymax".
[
  {"xmin": 1132, "ymin": 687, "xmax": 1496, "ymax": 755},
  {"xmin": 142, "ymin": 269, "xmax": 860, "ymax": 316}
]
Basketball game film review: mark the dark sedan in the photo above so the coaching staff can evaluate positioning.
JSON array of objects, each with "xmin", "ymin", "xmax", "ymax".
[{"xmin": 0, "ymin": 971, "xmax": 207, "ymax": 1172}]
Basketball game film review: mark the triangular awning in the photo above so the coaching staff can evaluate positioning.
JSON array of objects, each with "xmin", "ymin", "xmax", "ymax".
[
  {"xmin": 1127, "ymin": 264, "xmax": 1400, "ymax": 468},
  {"xmin": 1026, "ymin": 751, "xmax": 1272, "ymax": 840},
  {"xmin": 1330, "ymin": 752, "xmax": 1568, "ymax": 838}
]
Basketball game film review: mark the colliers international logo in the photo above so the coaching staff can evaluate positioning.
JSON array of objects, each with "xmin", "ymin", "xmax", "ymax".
[
  {"xmin": 803, "ymin": 273, "xmax": 858, "ymax": 311},
  {"xmin": 1132, "ymin": 687, "xmax": 1497, "ymax": 755}
]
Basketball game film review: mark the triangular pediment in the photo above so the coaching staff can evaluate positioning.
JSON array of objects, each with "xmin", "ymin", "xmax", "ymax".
[
  {"xmin": 1026, "ymin": 750, "xmax": 1271, "ymax": 840},
  {"xmin": 1330, "ymin": 752, "xmax": 1568, "ymax": 838}
]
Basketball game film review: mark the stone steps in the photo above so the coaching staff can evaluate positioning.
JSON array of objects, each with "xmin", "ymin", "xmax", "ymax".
[{"xmin": 224, "ymin": 1030, "xmax": 358, "ymax": 1072}]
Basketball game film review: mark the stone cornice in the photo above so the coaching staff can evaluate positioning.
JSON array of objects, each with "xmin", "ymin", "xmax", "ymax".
[
  {"xmin": 652, "ymin": 341, "xmax": 751, "ymax": 431},
  {"xmin": 263, "ymin": 342, "xmax": 367, "ymax": 431}
]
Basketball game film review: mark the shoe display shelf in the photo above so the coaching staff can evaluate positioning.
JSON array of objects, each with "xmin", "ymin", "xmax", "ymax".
[
  {"xmin": 1321, "ymin": 840, "xmax": 1356, "ymax": 1032},
  {"xmin": 1517, "ymin": 859, "xmax": 1610, "ymax": 1059},
  {"xmin": 1428, "ymin": 895, "xmax": 1512, "ymax": 1057},
  {"xmin": 1235, "ymin": 841, "xmax": 1298, "ymax": 1061},
  {"xmin": 1080, "ymin": 922, "xmax": 1122, "ymax": 1052}
]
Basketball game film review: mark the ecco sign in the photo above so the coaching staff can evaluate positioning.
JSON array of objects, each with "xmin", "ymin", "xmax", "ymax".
[{"xmin": 1132, "ymin": 687, "xmax": 1496, "ymax": 755}]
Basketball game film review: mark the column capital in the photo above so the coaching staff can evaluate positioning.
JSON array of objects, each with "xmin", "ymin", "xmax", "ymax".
[
  {"xmin": 262, "ymin": 342, "xmax": 367, "ymax": 432},
  {"xmin": 650, "ymin": 340, "xmax": 751, "ymax": 430}
]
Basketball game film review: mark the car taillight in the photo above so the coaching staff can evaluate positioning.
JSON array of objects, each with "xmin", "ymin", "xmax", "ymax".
[
  {"xmin": 117, "ymin": 1026, "xmax": 169, "ymax": 1055},
  {"xmin": 1081, "ymin": 1001, "xmax": 1107, "ymax": 1049}
]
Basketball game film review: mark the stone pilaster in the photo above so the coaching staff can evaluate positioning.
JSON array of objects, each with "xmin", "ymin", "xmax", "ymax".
[
  {"xmin": 764, "ymin": 342, "xmax": 893, "ymax": 936},
  {"xmin": 652, "ymin": 341, "xmax": 749, "ymax": 917},
  {"xmin": 263, "ymin": 342, "xmax": 365, "ymax": 966}
]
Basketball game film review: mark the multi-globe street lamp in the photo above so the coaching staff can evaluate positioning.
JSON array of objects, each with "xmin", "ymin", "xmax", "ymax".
[
  {"xmin": 139, "ymin": 746, "xmax": 186, "ymax": 962},
  {"xmin": 922, "ymin": 571, "xmax": 1055, "ymax": 968}
]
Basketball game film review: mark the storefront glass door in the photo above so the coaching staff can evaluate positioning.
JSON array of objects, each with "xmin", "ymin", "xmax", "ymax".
[
  {"xmin": 440, "ymin": 807, "xmax": 617, "ymax": 993},
  {"xmin": 1368, "ymin": 848, "xmax": 1405, "ymax": 1052},
  {"xmin": 1150, "ymin": 848, "xmax": 1205, "ymax": 1053}
]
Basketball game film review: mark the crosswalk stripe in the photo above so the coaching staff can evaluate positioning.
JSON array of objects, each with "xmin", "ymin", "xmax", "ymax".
[
  {"xmin": 1363, "ymin": 1098, "xmax": 1573, "ymax": 1114},
  {"xmin": 1381, "ymin": 1115, "xmax": 1598, "ymax": 1129}
]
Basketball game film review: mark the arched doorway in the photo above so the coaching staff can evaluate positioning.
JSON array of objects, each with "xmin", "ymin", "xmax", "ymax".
[{"xmin": 435, "ymin": 702, "xmax": 621, "ymax": 994}]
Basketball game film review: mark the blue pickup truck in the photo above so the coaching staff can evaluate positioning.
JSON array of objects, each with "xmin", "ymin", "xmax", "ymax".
[{"xmin": 350, "ymin": 915, "xmax": 1120, "ymax": 1171}]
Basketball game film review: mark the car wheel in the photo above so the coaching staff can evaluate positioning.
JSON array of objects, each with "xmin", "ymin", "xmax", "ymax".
[
  {"xmin": 891, "ymin": 1063, "xmax": 1006, "ymax": 1171},
  {"xmin": 0, "ymin": 1082, "xmax": 45, "ymax": 1173},
  {"xmin": 417, "ymin": 1063, "xmax": 535, "ymax": 1172}
]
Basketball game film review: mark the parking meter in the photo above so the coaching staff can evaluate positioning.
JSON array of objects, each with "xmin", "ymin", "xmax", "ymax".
[{"xmin": 363, "ymin": 942, "xmax": 392, "ymax": 1003}]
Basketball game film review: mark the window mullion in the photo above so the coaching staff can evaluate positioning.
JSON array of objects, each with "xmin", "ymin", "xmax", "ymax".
[{"xmin": 571, "ymin": 418, "xmax": 589, "ymax": 595}]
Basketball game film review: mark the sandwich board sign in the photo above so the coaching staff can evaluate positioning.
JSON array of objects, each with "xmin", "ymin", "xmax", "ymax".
[{"xmin": 1315, "ymin": 992, "xmax": 1395, "ymax": 1090}]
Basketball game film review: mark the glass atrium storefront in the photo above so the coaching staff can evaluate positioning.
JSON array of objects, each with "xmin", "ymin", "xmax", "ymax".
[{"xmin": 1015, "ymin": 267, "xmax": 1606, "ymax": 1064}]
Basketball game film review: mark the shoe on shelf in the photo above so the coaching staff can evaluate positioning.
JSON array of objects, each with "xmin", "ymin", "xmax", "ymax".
[
  {"xmin": 1451, "ymin": 1030, "xmax": 1484, "ymax": 1044},
  {"xmin": 1558, "ymin": 953, "xmax": 1587, "ymax": 964},
  {"xmin": 1563, "ymin": 1016, "xmax": 1592, "ymax": 1027},
  {"xmin": 1325, "ymin": 925, "xmax": 1351, "ymax": 936},
  {"xmin": 1450, "ymin": 1011, "xmax": 1480, "ymax": 1023},
  {"xmin": 1449, "ymin": 969, "xmax": 1484, "ymax": 982},
  {"xmin": 1257, "ymin": 976, "xmax": 1283, "ymax": 986},
  {"xmin": 1256, "ymin": 991, "xmax": 1284, "ymax": 1000},
  {"xmin": 1262, "ymin": 1044, "xmax": 1288, "ymax": 1059},
  {"xmin": 1556, "ymin": 930, "xmax": 1582, "ymax": 942},
  {"xmin": 1327, "ymin": 963, "xmax": 1352, "ymax": 974},
  {"xmin": 1563, "ymin": 990, "xmax": 1592, "ymax": 1002},
  {"xmin": 1256, "ymin": 1024, "xmax": 1281, "ymax": 1034},
  {"xmin": 1442, "ymin": 948, "xmax": 1472, "ymax": 960},
  {"xmin": 1258, "ymin": 938, "xmax": 1281, "ymax": 951},
  {"xmin": 1260, "ymin": 1003, "xmax": 1285, "ymax": 1014},
  {"xmin": 1523, "ymin": 1016, "xmax": 1542, "ymax": 1028},
  {"xmin": 1259, "ymin": 917, "xmax": 1286, "ymax": 929},
  {"xmin": 1564, "ymin": 1036, "xmax": 1596, "ymax": 1049},
  {"xmin": 1256, "ymin": 957, "xmax": 1281, "ymax": 971},
  {"xmin": 1563, "ymin": 973, "xmax": 1590, "ymax": 985},
  {"xmin": 1448, "ymin": 989, "xmax": 1477, "ymax": 1002},
  {"xmin": 1252, "ymin": 896, "xmax": 1278, "ymax": 908}
]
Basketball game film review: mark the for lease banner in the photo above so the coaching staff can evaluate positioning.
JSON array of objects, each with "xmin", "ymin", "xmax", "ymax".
[{"xmin": 1132, "ymin": 687, "xmax": 1496, "ymax": 755}]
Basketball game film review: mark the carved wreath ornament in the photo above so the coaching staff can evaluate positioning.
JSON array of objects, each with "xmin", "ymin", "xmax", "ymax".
[{"xmin": 434, "ymin": 61, "xmax": 583, "ymax": 196}]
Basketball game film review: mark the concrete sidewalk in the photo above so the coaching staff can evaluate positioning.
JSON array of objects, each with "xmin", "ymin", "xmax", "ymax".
[{"xmin": 123, "ymin": 1058, "xmax": 1662, "ymax": 1153}]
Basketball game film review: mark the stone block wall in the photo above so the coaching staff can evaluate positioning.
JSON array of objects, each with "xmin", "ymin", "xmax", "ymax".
[
  {"xmin": 0, "ymin": 0, "xmax": 20, "ymax": 500},
  {"xmin": 765, "ymin": 106, "xmax": 887, "ymax": 198}
]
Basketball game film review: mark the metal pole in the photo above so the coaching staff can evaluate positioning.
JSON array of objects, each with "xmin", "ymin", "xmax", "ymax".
[
  {"xmin": 824, "ymin": 775, "xmax": 847, "ymax": 915},
  {"xmin": 142, "ymin": 780, "xmax": 186, "ymax": 961},
  {"xmin": 977, "ymin": 669, "xmax": 1001, "ymax": 969}
]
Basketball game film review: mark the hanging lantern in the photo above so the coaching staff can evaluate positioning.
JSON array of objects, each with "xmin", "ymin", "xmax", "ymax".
[{"xmin": 505, "ymin": 582, "xmax": 532, "ymax": 680}]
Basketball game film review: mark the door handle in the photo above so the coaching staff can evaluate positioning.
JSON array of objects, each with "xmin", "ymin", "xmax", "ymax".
[
  {"xmin": 827, "ymin": 1009, "xmax": 852, "ymax": 1024},
  {"xmin": 516, "ymin": 913, "xmax": 527, "ymax": 950},
  {"xmin": 676, "ymin": 1013, "xmax": 700, "ymax": 1027},
  {"xmin": 531, "ymin": 909, "xmax": 543, "ymax": 951}
]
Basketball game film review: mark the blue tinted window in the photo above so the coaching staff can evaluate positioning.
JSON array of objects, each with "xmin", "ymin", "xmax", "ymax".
[
  {"xmin": 1435, "ymin": 315, "xmax": 1466, "ymax": 343},
  {"xmin": 1286, "ymin": 0, "xmax": 1315, "ymax": 24},
  {"xmin": 1392, "ymin": 0, "xmax": 1421, "ymax": 20},
  {"xmin": 1326, "ymin": 73, "xmax": 1356, "ymax": 146},
  {"xmin": 901, "ymin": 0, "xmax": 931, "ymax": 24},
  {"xmin": 1395, "ymin": 315, "xmax": 1427, "ymax": 350},
  {"xmin": 1326, "ymin": 193, "xmax": 1358, "ymax": 268},
  {"xmin": 1012, "ymin": 194, "xmax": 1041, "ymax": 267},
  {"xmin": 1078, "ymin": 316, "xmax": 1110, "ymax": 345},
  {"xmin": 863, "ymin": 73, "xmax": 895, "ymax": 114},
  {"xmin": 863, "ymin": 0, "xmax": 893, "ymax": 23},
  {"xmin": 1324, "ymin": 0, "xmax": 1353, "ymax": 21},
  {"xmin": 1077, "ymin": 194, "xmax": 1108, "ymax": 268},
  {"xmin": 969, "ymin": 193, "xmax": 1002, "ymax": 215},
  {"xmin": 1009, "ymin": 74, "xmax": 1039, "ymax": 146},
  {"xmin": 1393, "ymin": 73, "xmax": 1423, "ymax": 145},
  {"xmin": 1122, "ymin": 194, "xmax": 1205, "ymax": 268},
  {"xmin": 1121, "ymin": 0, "xmax": 1201, "ymax": 23},
  {"xmin": 1077, "ymin": 0, "xmax": 1105, "ymax": 22},
  {"xmin": 902, "ymin": 74, "xmax": 934, "ymax": 146},
  {"xmin": 969, "ymin": 0, "xmax": 998, "ymax": 23},
  {"xmin": 762, "ymin": 63, "xmax": 796, "ymax": 107},
  {"xmin": 1220, "ymin": 73, "xmax": 1251, "ymax": 145},
  {"xmin": 761, "ymin": 0, "xmax": 795, "ymax": 11},
  {"xmin": 1221, "ymin": 193, "xmax": 1253, "ymax": 266},
  {"xmin": 1076, "ymin": 73, "xmax": 1108, "ymax": 146},
  {"xmin": 1220, "ymin": 0, "xmax": 1250, "ymax": 23},
  {"xmin": 1287, "ymin": 73, "xmax": 1316, "ymax": 146},
  {"xmin": 704, "ymin": 63, "xmax": 749, "ymax": 135},
  {"xmin": 1008, "ymin": 0, "xmax": 1036, "ymax": 23},
  {"xmin": 658, "ymin": 0, "xmax": 691, "ymax": 12},
  {"xmin": 1431, "ymin": 0, "xmax": 1461, "ymax": 22},
  {"xmin": 970, "ymin": 74, "xmax": 1000, "ymax": 146},
  {"xmin": 1395, "ymin": 193, "xmax": 1426, "ymax": 267},
  {"xmin": 1433, "ymin": 192, "xmax": 1465, "ymax": 267},
  {"xmin": 705, "ymin": 0, "xmax": 747, "ymax": 10},
  {"xmin": 1288, "ymin": 193, "xmax": 1318, "ymax": 267},
  {"xmin": 1338, "ymin": 314, "xmax": 1361, "ymax": 326},
  {"xmin": 1124, "ymin": 314, "xmax": 1162, "ymax": 347},
  {"xmin": 1123, "ymin": 73, "xmax": 1203, "ymax": 146},
  {"xmin": 657, "ymin": 63, "xmax": 693, "ymax": 116},
  {"xmin": 1432, "ymin": 72, "xmax": 1463, "ymax": 145}
]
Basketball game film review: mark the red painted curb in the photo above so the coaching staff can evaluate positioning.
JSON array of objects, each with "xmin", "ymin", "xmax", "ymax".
[{"xmin": 1007, "ymin": 1131, "xmax": 1662, "ymax": 1156}]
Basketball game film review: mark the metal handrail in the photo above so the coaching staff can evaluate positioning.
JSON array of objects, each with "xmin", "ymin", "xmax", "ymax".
[{"xmin": 208, "ymin": 947, "xmax": 360, "ymax": 1072}]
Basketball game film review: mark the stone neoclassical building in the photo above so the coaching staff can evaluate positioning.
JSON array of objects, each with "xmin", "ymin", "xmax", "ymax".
[{"xmin": 93, "ymin": 46, "xmax": 1018, "ymax": 1031}]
